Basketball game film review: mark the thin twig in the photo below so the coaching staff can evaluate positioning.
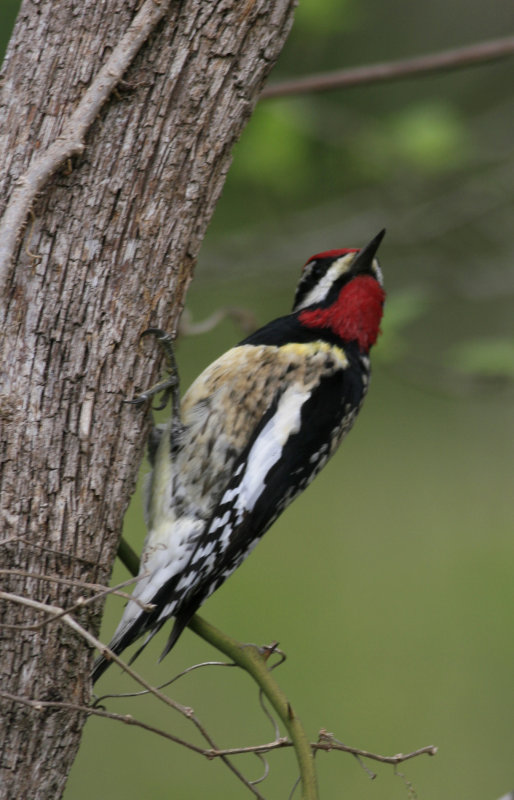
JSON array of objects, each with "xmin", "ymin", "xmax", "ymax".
[
  {"xmin": 259, "ymin": 688, "xmax": 282, "ymax": 741},
  {"xmin": 394, "ymin": 764, "xmax": 418, "ymax": 798},
  {"xmin": 315, "ymin": 731, "xmax": 437, "ymax": 764},
  {"xmin": 0, "ymin": 691, "xmax": 437, "ymax": 768},
  {"xmin": 0, "ymin": 0, "xmax": 171, "ymax": 288},
  {"xmin": 0, "ymin": 569, "xmax": 153, "ymax": 612},
  {"xmin": 0, "ymin": 692, "xmax": 208, "ymax": 756},
  {"xmin": 96, "ymin": 658, "xmax": 237, "ymax": 702},
  {"xmin": 288, "ymin": 775, "xmax": 302, "ymax": 800},
  {"xmin": 249, "ymin": 754, "xmax": 270, "ymax": 787},
  {"xmin": 261, "ymin": 35, "xmax": 514, "ymax": 99}
]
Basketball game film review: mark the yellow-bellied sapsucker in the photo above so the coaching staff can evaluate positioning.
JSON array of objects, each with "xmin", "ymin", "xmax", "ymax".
[{"xmin": 92, "ymin": 229, "xmax": 386, "ymax": 682}]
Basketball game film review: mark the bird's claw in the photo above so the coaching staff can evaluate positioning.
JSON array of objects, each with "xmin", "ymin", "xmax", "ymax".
[{"xmin": 126, "ymin": 328, "xmax": 182, "ymax": 417}]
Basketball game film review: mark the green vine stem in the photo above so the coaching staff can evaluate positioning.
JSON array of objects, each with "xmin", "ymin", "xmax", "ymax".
[{"xmin": 116, "ymin": 537, "xmax": 319, "ymax": 800}]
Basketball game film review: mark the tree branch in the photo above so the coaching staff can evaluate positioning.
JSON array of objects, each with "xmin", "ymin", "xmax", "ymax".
[
  {"xmin": 261, "ymin": 35, "xmax": 514, "ymax": 99},
  {"xmin": 0, "ymin": 0, "xmax": 170, "ymax": 288}
]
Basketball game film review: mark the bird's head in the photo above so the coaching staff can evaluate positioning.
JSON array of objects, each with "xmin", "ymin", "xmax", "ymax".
[{"xmin": 293, "ymin": 229, "xmax": 386, "ymax": 352}]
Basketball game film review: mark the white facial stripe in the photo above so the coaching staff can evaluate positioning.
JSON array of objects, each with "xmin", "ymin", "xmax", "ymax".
[{"xmin": 296, "ymin": 253, "xmax": 356, "ymax": 310}]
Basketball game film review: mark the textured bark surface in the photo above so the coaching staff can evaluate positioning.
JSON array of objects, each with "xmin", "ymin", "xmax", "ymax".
[{"xmin": 0, "ymin": 1, "xmax": 296, "ymax": 797}]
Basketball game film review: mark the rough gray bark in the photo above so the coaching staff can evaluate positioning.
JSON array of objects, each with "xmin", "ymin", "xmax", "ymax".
[{"xmin": 0, "ymin": 1, "xmax": 296, "ymax": 798}]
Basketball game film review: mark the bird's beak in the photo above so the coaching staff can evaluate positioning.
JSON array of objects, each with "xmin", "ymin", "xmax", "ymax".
[{"xmin": 351, "ymin": 229, "xmax": 386, "ymax": 275}]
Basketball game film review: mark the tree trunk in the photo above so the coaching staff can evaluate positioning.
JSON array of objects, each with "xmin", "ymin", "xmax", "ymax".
[{"xmin": 0, "ymin": 1, "xmax": 296, "ymax": 797}]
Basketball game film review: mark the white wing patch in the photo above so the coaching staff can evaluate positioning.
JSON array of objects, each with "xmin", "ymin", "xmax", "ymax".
[{"xmin": 231, "ymin": 385, "xmax": 309, "ymax": 515}]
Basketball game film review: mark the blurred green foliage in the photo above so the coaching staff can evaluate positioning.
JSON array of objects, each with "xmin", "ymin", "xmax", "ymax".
[
  {"xmin": 1, "ymin": 0, "xmax": 513, "ymax": 798},
  {"xmin": 354, "ymin": 102, "xmax": 472, "ymax": 176},
  {"xmin": 230, "ymin": 101, "xmax": 313, "ymax": 190},
  {"xmin": 448, "ymin": 337, "xmax": 514, "ymax": 378},
  {"xmin": 294, "ymin": 0, "xmax": 359, "ymax": 34}
]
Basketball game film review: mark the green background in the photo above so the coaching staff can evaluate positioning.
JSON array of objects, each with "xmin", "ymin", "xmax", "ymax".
[{"xmin": 2, "ymin": 1, "xmax": 513, "ymax": 798}]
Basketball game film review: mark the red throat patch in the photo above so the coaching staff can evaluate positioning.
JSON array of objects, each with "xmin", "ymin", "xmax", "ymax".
[{"xmin": 298, "ymin": 275, "xmax": 385, "ymax": 352}]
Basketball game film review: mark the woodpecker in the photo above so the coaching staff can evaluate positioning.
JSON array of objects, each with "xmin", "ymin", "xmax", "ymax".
[{"xmin": 92, "ymin": 229, "xmax": 386, "ymax": 683}]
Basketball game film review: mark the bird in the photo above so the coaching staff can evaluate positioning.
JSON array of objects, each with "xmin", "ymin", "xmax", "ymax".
[{"xmin": 92, "ymin": 229, "xmax": 386, "ymax": 683}]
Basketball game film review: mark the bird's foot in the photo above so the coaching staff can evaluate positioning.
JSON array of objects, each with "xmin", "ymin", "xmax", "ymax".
[{"xmin": 126, "ymin": 328, "xmax": 182, "ymax": 425}]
